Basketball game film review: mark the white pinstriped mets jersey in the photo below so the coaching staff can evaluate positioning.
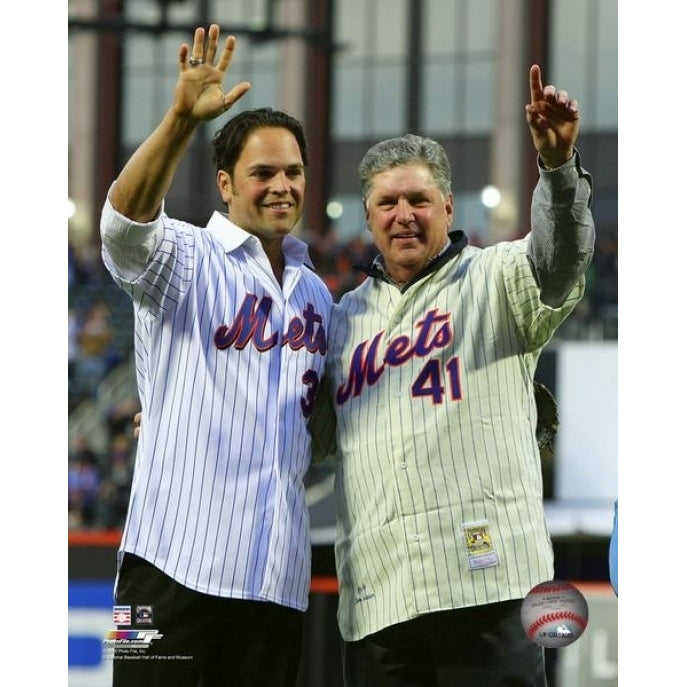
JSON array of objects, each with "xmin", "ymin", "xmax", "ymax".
[
  {"xmin": 312, "ymin": 157, "xmax": 593, "ymax": 641},
  {"xmin": 100, "ymin": 196, "xmax": 332, "ymax": 612}
]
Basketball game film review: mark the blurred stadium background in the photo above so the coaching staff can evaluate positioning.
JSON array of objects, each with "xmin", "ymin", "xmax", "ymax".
[{"xmin": 68, "ymin": 1, "xmax": 618, "ymax": 685}]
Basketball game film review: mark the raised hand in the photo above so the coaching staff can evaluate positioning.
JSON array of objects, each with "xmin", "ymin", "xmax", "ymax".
[
  {"xmin": 173, "ymin": 24, "xmax": 251, "ymax": 122},
  {"xmin": 525, "ymin": 64, "xmax": 579, "ymax": 169}
]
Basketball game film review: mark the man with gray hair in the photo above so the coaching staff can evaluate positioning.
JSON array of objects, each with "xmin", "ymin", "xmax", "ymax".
[{"xmin": 311, "ymin": 64, "xmax": 595, "ymax": 685}]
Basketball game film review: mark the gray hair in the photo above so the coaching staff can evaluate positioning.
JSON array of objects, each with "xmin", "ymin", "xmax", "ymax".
[{"xmin": 358, "ymin": 134, "xmax": 453, "ymax": 204}]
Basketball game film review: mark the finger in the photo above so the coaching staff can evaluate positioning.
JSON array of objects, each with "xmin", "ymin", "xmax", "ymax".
[
  {"xmin": 217, "ymin": 35, "xmax": 238, "ymax": 73},
  {"xmin": 529, "ymin": 64, "xmax": 544, "ymax": 103},
  {"xmin": 191, "ymin": 26, "xmax": 205, "ymax": 62},
  {"xmin": 525, "ymin": 104, "xmax": 546, "ymax": 131},
  {"xmin": 178, "ymin": 43, "xmax": 190, "ymax": 72},
  {"xmin": 526, "ymin": 107, "xmax": 549, "ymax": 133},
  {"xmin": 223, "ymin": 81, "xmax": 252, "ymax": 111},
  {"xmin": 556, "ymin": 89, "xmax": 569, "ymax": 106},
  {"xmin": 559, "ymin": 100, "xmax": 580, "ymax": 123},
  {"xmin": 543, "ymin": 84, "xmax": 557, "ymax": 102},
  {"xmin": 205, "ymin": 23, "xmax": 220, "ymax": 66}
]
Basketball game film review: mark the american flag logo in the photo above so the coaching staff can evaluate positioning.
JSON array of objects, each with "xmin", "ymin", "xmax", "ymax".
[{"xmin": 113, "ymin": 605, "xmax": 131, "ymax": 626}]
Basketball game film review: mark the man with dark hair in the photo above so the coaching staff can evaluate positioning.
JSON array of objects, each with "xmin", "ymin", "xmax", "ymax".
[{"xmin": 100, "ymin": 24, "xmax": 331, "ymax": 686}]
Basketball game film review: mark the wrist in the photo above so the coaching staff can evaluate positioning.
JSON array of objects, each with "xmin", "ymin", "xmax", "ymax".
[
  {"xmin": 165, "ymin": 107, "xmax": 200, "ymax": 136},
  {"xmin": 539, "ymin": 148, "xmax": 574, "ymax": 170}
]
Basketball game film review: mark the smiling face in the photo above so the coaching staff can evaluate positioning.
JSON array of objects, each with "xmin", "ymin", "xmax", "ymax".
[
  {"xmin": 217, "ymin": 126, "xmax": 306, "ymax": 244},
  {"xmin": 365, "ymin": 163, "xmax": 454, "ymax": 285}
]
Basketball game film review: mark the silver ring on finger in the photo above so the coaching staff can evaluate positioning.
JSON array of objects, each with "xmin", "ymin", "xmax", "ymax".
[{"xmin": 188, "ymin": 57, "xmax": 204, "ymax": 66}]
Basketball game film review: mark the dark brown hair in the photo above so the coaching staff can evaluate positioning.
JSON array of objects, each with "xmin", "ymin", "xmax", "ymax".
[{"xmin": 212, "ymin": 107, "xmax": 309, "ymax": 175}]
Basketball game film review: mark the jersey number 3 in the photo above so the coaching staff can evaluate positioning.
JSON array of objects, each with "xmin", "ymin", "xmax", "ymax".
[{"xmin": 301, "ymin": 369, "xmax": 320, "ymax": 418}]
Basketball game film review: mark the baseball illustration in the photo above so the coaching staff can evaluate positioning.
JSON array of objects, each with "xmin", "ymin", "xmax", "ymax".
[{"xmin": 520, "ymin": 580, "xmax": 588, "ymax": 648}]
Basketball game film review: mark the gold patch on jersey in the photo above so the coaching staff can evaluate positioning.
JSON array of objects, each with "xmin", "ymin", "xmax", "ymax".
[{"xmin": 462, "ymin": 520, "xmax": 499, "ymax": 570}]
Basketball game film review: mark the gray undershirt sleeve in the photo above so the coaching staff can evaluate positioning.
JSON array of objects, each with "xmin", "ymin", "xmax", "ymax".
[{"xmin": 527, "ymin": 149, "xmax": 595, "ymax": 308}]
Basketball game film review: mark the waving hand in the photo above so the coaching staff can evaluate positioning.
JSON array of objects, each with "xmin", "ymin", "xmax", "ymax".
[{"xmin": 173, "ymin": 24, "xmax": 251, "ymax": 122}]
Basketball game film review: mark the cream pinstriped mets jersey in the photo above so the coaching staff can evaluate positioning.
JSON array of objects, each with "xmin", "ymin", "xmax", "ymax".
[{"xmin": 313, "ymin": 160, "xmax": 593, "ymax": 642}]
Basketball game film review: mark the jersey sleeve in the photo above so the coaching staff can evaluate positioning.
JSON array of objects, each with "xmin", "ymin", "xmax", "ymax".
[
  {"xmin": 100, "ymin": 193, "xmax": 195, "ymax": 315},
  {"xmin": 500, "ymin": 236, "xmax": 585, "ymax": 351}
]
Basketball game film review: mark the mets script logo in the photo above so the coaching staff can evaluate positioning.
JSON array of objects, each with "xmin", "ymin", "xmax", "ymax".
[
  {"xmin": 214, "ymin": 294, "xmax": 326, "ymax": 417},
  {"xmin": 336, "ymin": 308, "xmax": 460, "ymax": 404},
  {"xmin": 214, "ymin": 294, "xmax": 327, "ymax": 354}
]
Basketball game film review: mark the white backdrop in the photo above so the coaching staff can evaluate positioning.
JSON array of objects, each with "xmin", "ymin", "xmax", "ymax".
[{"xmin": 555, "ymin": 341, "xmax": 618, "ymax": 503}]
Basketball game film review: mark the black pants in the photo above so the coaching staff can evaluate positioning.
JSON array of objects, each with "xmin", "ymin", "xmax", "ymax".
[
  {"xmin": 111, "ymin": 554, "xmax": 304, "ymax": 687},
  {"xmin": 343, "ymin": 600, "xmax": 547, "ymax": 687}
]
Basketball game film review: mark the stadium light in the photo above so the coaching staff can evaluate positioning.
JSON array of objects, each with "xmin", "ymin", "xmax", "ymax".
[
  {"xmin": 480, "ymin": 185, "xmax": 501, "ymax": 209},
  {"xmin": 326, "ymin": 200, "xmax": 344, "ymax": 220}
]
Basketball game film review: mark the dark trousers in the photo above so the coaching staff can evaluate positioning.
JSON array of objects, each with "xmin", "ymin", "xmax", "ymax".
[
  {"xmin": 112, "ymin": 553, "xmax": 304, "ymax": 687},
  {"xmin": 343, "ymin": 600, "xmax": 547, "ymax": 687}
]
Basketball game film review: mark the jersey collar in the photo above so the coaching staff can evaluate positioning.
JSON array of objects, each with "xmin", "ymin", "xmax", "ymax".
[
  {"xmin": 206, "ymin": 211, "xmax": 314, "ymax": 269},
  {"xmin": 359, "ymin": 229, "xmax": 468, "ymax": 292}
]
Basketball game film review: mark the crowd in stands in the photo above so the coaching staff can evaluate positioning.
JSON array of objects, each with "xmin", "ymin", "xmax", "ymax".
[
  {"xmin": 67, "ymin": 226, "xmax": 618, "ymax": 531},
  {"xmin": 68, "ymin": 397, "xmax": 140, "ymax": 530},
  {"xmin": 69, "ymin": 241, "xmax": 133, "ymax": 413}
]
